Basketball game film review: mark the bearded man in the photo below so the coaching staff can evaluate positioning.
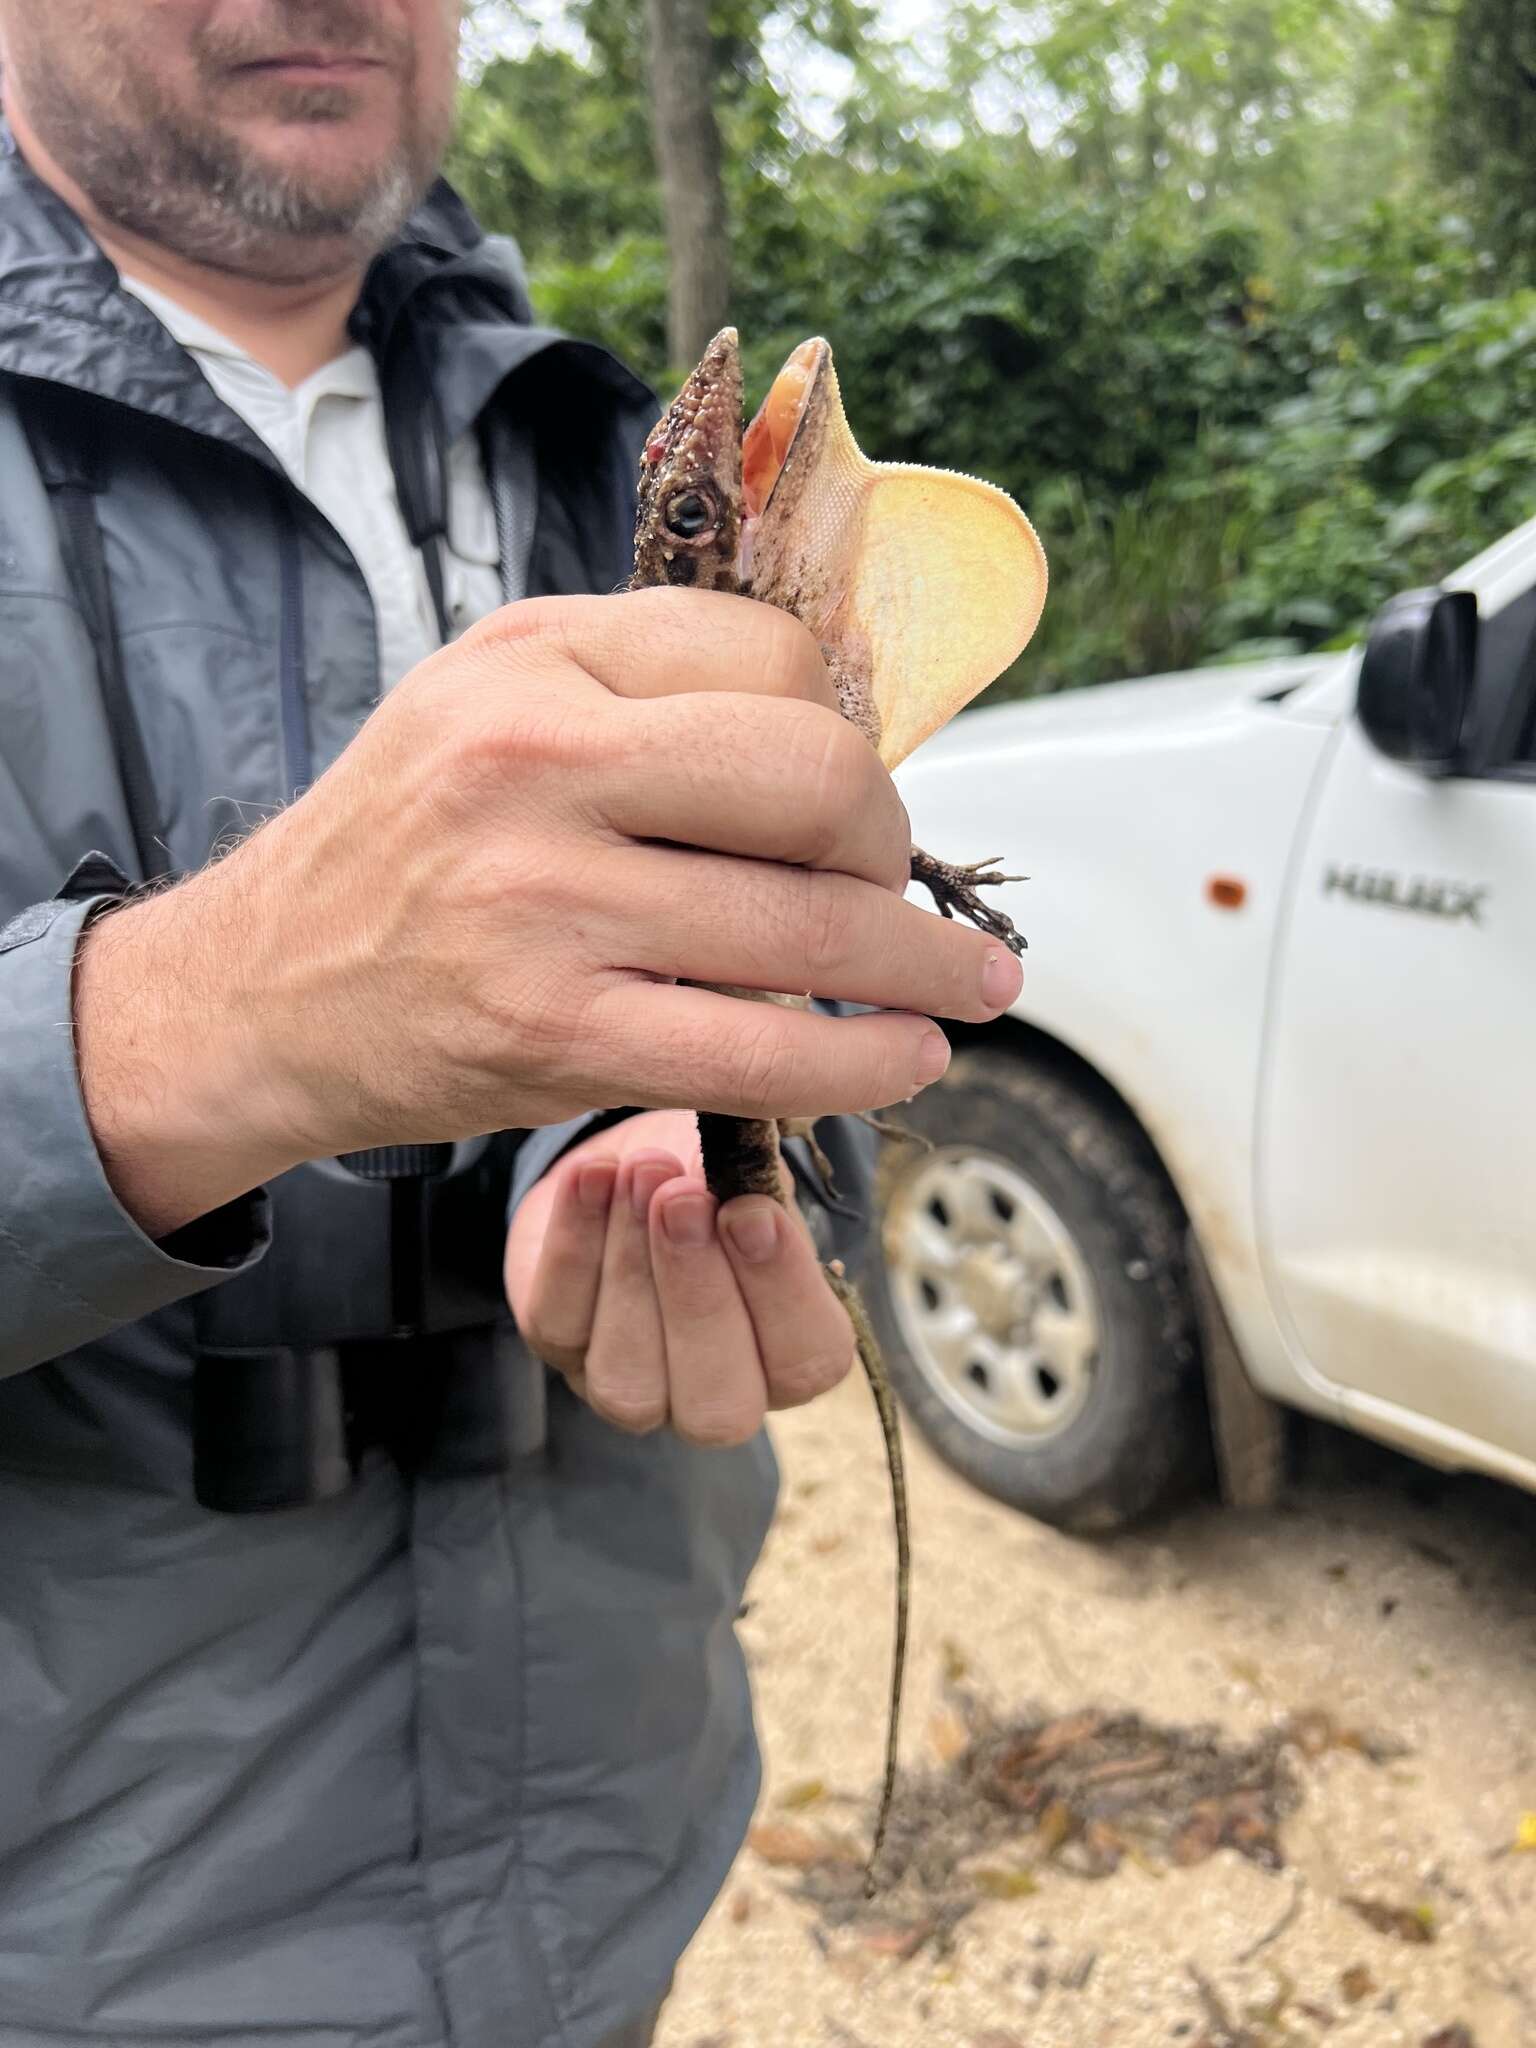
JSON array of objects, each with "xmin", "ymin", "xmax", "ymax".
[{"xmin": 0, "ymin": 7, "xmax": 1021, "ymax": 2045}]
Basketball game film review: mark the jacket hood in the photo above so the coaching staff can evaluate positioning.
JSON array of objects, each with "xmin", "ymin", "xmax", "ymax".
[{"xmin": 0, "ymin": 120, "xmax": 650, "ymax": 461}]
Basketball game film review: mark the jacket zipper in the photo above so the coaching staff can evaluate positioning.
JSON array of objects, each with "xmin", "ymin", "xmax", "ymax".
[{"xmin": 273, "ymin": 488, "xmax": 313, "ymax": 796}]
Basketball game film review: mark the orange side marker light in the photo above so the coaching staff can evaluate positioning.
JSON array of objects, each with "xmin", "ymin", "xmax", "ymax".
[{"xmin": 1207, "ymin": 875, "xmax": 1247, "ymax": 911}]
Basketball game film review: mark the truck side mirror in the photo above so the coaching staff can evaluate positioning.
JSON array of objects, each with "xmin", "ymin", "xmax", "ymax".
[{"xmin": 1356, "ymin": 587, "xmax": 1476, "ymax": 773}]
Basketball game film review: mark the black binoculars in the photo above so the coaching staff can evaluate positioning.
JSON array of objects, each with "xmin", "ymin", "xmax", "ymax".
[{"xmin": 190, "ymin": 1135, "xmax": 544, "ymax": 1513}]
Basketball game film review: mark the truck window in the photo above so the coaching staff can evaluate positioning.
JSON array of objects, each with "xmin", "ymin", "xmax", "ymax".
[{"xmin": 1469, "ymin": 582, "xmax": 1536, "ymax": 773}]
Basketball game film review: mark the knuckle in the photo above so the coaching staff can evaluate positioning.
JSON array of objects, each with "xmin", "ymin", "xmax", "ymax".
[
  {"xmin": 770, "ymin": 1342, "xmax": 856, "ymax": 1408},
  {"xmin": 527, "ymin": 1334, "xmax": 584, "ymax": 1376},
  {"xmin": 676, "ymin": 591, "xmax": 826, "ymax": 702},
  {"xmin": 588, "ymin": 1382, "xmax": 669, "ymax": 1436},
  {"xmin": 754, "ymin": 603, "xmax": 831, "ymax": 703},
  {"xmin": 459, "ymin": 593, "xmax": 589, "ymax": 658},
  {"xmin": 797, "ymin": 873, "xmax": 859, "ymax": 984},
  {"xmin": 798, "ymin": 697, "xmax": 862, "ymax": 798},
  {"xmin": 518, "ymin": 1300, "xmax": 558, "ymax": 1354},
  {"xmin": 469, "ymin": 958, "xmax": 569, "ymax": 1074},
  {"xmin": 795, "ymin": 706, "xmax": 905, "ymax": 885},
  {"xmin": 730, "ymin": 1013, "xmax": 809, "ymax": 1120},
  {"xmin": 674, "ymin": 1401, "xmax": 763, "ymax": 1449},
  {"xmin": 883, "ymin": 798, "xmax": 916, "ymax": 896},
  {"xmin": 623, "ymin": 584, "xmax": 698, "ymax": 635},
  {"xmin": 937, "ymin": 924, "xmax": 990, "ymax": 1018},
  {"xmin": 878, "ymin": 1030, "xmax": 926, "ymax": 1108},
  {"xmin": 460, "ymin": 696, "xmax": 607, "ymax": 788}
]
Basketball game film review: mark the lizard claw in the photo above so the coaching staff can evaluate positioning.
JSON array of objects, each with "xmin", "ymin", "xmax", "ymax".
[{"xmin": 909, "ymin": 846, "xmax": 1029, "ymax": 955}]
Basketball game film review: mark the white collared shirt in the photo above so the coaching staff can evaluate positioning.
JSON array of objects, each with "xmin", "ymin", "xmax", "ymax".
[{"xmin": 120, "ymin": 273, "xmax": 507, "ymax": 692}]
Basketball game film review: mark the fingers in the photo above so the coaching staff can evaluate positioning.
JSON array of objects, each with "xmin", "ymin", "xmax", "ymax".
[
  {"xmin": 515, "ymin": 1137, "xmax": 857, "ymax": 1449},
  {"xmin": 718, "ymin": 1198, "xmax": 856, "ymax": 1411},
  {"xmin": 581, "ymin": 1152, "xmax": 682, "ymax": 1433},
  {"xmin": 603, "ymin": 692, "xmax": 911, "ymax": 893},
  {"xmin": 477, "ymin": 587, "xmax": 841, "ymax": 717},
  {"xmin": 584, "ymin": 981, "xmax": 950, "ymax": 1121},
  {"xmin": 517, "ymin": 1154, "xmax": 618, "ymax": 1372},
  {"xmin": 611, "ymin": 843, "xmax": 1023, "ymax": 1024},
  {"xmin": 648, "ymin": 1184, "xmax": 768, "ymax": 1446}
]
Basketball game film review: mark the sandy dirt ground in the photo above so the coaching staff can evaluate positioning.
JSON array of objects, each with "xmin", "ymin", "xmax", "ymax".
[{"xmin": 655, "ymin": 1374, "xmax": 1536, "ymax": 2048}]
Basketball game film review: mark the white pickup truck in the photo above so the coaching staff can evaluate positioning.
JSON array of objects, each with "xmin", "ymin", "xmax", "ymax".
[{"xmin": 873, "ymin": 512, "xmax": 1536, "ymax": 1530}]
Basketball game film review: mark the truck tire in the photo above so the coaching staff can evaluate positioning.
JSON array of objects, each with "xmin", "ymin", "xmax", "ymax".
[{"xmin": 865, "ymin": 1047, "xmax": 1202, "ymax": 1533}]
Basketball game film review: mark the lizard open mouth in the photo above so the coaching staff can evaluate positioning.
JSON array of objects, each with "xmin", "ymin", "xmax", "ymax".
[
  {"xmin": 636, "ymin": 324, "xmax": 1045, "ymax": 767},
  {"xmin": 742, "ymin": 338, "xmax": 825, "ymax": 523}
]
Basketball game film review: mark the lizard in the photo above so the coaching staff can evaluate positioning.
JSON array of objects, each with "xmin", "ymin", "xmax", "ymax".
[{"xmin": 629, "ymin": 326, "xmax": 1047, "ymax": 1889}]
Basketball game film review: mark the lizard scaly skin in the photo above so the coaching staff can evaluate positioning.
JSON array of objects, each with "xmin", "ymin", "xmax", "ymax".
[{"xmin": 630, "ymin": 328, "xmax": 1046, "ymax": 1889}]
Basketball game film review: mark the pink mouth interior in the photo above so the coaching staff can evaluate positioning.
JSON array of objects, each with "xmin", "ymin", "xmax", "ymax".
[{"xmin": 742, "ymin": 340, "xmax": 819, "ymax": 521}]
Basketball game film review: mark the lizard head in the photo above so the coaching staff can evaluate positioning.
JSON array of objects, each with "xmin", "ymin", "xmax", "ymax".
[
  {"xmin": 632, "ymin": 326, "xmax": 744, "ymax": 591},
  {"xmin": 634, "ymin": 327, "xmax": 1048, "ymax": 767}
]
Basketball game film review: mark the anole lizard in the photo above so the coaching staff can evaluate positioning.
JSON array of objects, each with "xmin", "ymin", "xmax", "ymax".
[{"xmin": 629, "ymin": 328, "xmax": 1046, "ymax": 1888}]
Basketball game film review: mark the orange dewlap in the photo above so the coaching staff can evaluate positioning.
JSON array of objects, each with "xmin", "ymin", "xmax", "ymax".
[{"xmin": 742, "ymin": 340, "xmax": 820, "ymax": 519}]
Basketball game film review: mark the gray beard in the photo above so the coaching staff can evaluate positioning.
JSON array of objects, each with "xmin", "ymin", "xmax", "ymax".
[{"xmin": 95, "ymin": 134, "xmax": 426, "ymax": 285}]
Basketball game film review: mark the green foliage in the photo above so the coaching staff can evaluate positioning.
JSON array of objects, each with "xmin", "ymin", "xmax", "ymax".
[
  {"xmin": 447, "ymin": 47, "xmax": 658, "ymax": 267},
  {"xmin": 454, "ymin": 0, "xmax": 1536, "ymax": 695},
  {"xmin": 1024, "ymin": 470, "xmax": 1260, "ymax": 692},
  {"xmin": 1214, "ymin": 239, "xmax": 1536, "ymax": 657}
]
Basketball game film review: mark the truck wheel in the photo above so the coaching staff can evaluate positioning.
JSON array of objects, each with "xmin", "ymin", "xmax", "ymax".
[{"xmin": 866, "ymin": 1047, "xmax": 1202, "ymax": 1533}]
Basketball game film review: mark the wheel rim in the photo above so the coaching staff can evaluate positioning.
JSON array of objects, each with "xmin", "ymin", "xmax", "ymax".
[{"xmin": 883, "ymin": 1145, "xmax": 1101, "ymax": 1449}]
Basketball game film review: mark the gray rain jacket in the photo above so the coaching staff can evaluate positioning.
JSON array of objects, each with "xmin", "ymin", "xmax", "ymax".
[{"xmin": 0, "ymin": 132, "xmax": 870, "ymax": 2048}]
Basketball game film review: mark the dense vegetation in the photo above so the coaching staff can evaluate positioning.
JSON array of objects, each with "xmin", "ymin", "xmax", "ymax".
[{"xmin": 454, "ymin": 1, "xmax": 1536, "ymax": 696}]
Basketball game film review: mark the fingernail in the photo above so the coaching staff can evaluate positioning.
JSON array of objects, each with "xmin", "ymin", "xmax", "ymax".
[
  {"xmin": 629, "ymin": 1161, "xmax": 673, "ymax": 1221},
  {"xmin": 982, "ymin": 948, "xmax": 1023, "ymax": 1010},
  {"xmin": 576, "ymin": 1162, "xmax": 615, "ymax": 1216},
  {"xmin": 914, "ymin": 1030, "xmax": 950, "ymax": 1086},
  {"xmin": 723, "ymin": 1201, "xmax": 778, "ymax": 1264},
  {"xmin": 660, "ymin": 1193, "xmax": 715, "ymax": 1248}
]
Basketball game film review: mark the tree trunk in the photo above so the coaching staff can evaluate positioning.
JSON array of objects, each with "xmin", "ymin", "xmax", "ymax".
[
  {"xmin": 1440, "ymin": 0, "xmax": 1536, "ymax": 277},
  {"xmin": 644, "ymin": 0, "xmax": 732, "ymax": 366}
]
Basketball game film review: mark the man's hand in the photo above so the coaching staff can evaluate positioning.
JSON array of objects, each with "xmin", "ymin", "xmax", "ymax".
[
  {"xmin": 74, "ymin": 588, "xmax": 1022, "ymax": 1238},
  {"xmin": 505, "ymin": 1110, "xmax": 853, "ymax": 1445}
]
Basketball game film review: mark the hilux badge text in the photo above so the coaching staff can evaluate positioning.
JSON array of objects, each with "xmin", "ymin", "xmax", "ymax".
[{"xmin": 1323, "ymin": 864, "xmax": 1487, "ymax": 924}]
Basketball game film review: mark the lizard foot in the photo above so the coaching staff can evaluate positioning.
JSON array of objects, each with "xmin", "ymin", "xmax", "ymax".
[
  {"xmin": 778, "ymin": 1116, "xmax": 839, "ymax": 1194},
  {"xmin": 855, "ymin": 1109, "xmax": 933, "ymax": 1150},
  {"xmin": 909, "ymin": 845, "xmax": 1028, "ymax": 956}
]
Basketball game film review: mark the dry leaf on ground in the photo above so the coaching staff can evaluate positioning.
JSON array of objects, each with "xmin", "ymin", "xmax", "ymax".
[
  {"xmin": 1339, "ymin": 1963, "xmax": 1377, "ymax": 2002},
  {"xmin": 777, "ymin": 1779, "xmax": 828, "ymax": 1810},
  {"xmin": 747, "ymin": 1823, "xmax": 860, "ymax": 1870},
  {"xmin": 781, "ymin": 1699, "xmax": 1323, "ymax": 1940},
  {"xmin": 929, "ymin": 1708, "xmax": 971, "ymax": 1763},
  {"xmin": 857, "ymin": 1919, "xmax": 936, "ymax": 1960},
  {"xmin": 1344, "ymin": 1896, "xmax": 1437, "ymax": 1944},
  {"xmin": 942, "ymin": 1639, "xmax": 971, "ymax": 1683},
  {"xmin": 971, "ymin": 1867, "xmax": 1039, "ymax": 1899}
]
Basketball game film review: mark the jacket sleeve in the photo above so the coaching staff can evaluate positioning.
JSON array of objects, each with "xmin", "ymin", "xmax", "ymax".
[{"xmin": 0, "ymin": 894, "xmax": 271, "ymax": 1375}]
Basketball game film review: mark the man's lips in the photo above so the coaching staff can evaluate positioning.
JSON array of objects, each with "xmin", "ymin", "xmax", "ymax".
[{"xmin": 233, "ymin": 53, "xmax": 387, "ymax": 81}]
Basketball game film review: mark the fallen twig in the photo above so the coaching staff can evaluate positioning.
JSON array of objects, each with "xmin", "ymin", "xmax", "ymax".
[{"xmin": 1236, "ymin": 1875, "xmax": 1305, "ymax": 1964}]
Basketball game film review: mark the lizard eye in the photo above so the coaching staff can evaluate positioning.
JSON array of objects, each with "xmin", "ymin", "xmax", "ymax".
[{"xmin": 664, "ymin": 489, "xmax": 717, "ymax": 540}]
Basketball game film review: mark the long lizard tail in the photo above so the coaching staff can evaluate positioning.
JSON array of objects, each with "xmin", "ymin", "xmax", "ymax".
[
  {"xmin": 698, "ymin": 1111, "xmax": 909, "ymax": 1892},
  {"xmin": 823, "ymin": 1260, "xmax": 909, "ymax": 1896}
]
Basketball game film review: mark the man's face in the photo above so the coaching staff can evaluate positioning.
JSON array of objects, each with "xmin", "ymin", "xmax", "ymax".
[{"xmin": 0, "ymin": 0, "xmax": 464, "ymax": 282}]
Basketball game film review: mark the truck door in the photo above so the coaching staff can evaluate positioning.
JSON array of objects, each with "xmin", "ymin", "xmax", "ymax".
[{"xmin": 1257, "ymin": 585, "xmax": 1536, "ymax": 1471}]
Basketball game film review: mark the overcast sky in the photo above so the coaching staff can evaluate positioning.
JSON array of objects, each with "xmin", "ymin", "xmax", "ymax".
[{"xmin": 460, "ymin": 1, "xmax": 968, "ymax": 132}]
